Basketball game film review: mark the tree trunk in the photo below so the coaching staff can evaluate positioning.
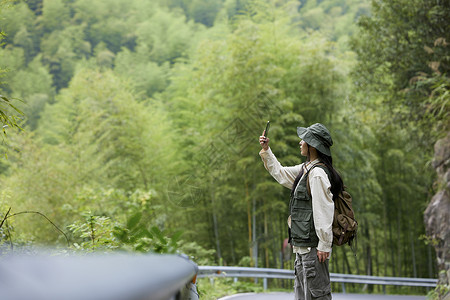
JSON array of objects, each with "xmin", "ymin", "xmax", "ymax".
[
  {"xmin": 342, "ymin": 246, "xmax": 351, "ymax": 274},
  {"xmin": 245, "ymin": 180, "xmax": 253, "ymax": 262},
  {"xmin": 252, "ymin": 197, "xmax": 258, "ymax": 268},
  {"xmin": 332, "ymin": 248, "xmax": 339, "ymax": 292},
  {"xmin": 381, "ymin": 151, "xmax": 390, "ymax": 277},
  {"xmin": 227, "ymin": 226, "xmax": 236, "ymax": 265},
  {"xmin": 374, "ymin": 226, "xmax": 379, "ymax": 276},
  {"xmin": 388, "ymin": 216, "xmax": 395, "ymax": 277},
  {"xmin": 365, "ymin": 220, "xmax": 373, "ymax": 293},
  {"xmin": 333, "ymin": 246, "xmax": 339, "ymax": 273},
  {"xmin": 383, "ymin": 195, "xmax": 388, "ymax": 276},
  {"xmin": 353, "ymin": 246, "xmax": 360, "ymax": 275},
  {"xmin": 270, "ymin": 213, "xmax": 278, "ymax": 269},
  {"xmin": 211, "ymin": 187, "xmax": 221, "ymax": 263},
  {"xmin": 264, "ymin": 202, "xmax": 269, "ymax": 268},
  {"xmin": 427, "ymin": 245, "xmax": 433, "ymax": 278},
  {"xmin": 409, "ymin": 227, "xmax": 417, "ymax": 278},
  {"xmin": 396, "ymin": 192, "xmax": 402, "ymax": 277}
]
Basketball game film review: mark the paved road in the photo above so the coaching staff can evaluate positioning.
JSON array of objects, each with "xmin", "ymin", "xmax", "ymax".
[{"xmin": 219, "ymin": 293, "xmax": 426, "ymax": 300}]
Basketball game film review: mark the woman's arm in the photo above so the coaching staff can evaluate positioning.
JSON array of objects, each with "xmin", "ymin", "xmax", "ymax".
[
  {"xmin": 309, "ymin": 167, "xmax": 334, "ymax": 254},
  {"xmin": 259, "ymin": 147, "xmax": 302, "ymax": 189}
]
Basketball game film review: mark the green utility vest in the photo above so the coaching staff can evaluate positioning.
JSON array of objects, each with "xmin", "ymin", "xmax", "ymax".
[{"xmin": 289, "ymin": 164, "xmax": 329, "ymax": 247}]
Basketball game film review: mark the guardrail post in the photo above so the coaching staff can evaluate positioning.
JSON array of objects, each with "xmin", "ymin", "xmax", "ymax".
[
  {"xmin": 341, "ymin": 282, "xmax": 346, "ymax": 294},
  {"xmin": 234, "ymin": 277, "xmax": 238, "ymax": 283},
  {"xmin": 263, "ymin": 278, "xmax": 267, "ymax": 291}
]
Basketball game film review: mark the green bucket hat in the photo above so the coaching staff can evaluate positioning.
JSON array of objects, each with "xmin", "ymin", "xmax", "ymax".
[{"xmin": 297, "ymin": 123, "xmax": 333, "ymax": 156}]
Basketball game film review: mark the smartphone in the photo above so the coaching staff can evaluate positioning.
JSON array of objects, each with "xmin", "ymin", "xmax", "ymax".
[{"xmin": 264, "ymin": 121, "xmax": 270, "ymax": 137}]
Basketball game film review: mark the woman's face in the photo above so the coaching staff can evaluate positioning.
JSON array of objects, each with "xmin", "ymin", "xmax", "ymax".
[{"xmin": 299, "ymin": 140, "xmax": 308, "ymax": 157}]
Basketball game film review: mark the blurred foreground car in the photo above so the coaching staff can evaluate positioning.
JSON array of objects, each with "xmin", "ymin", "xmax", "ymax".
[{"xmin": 0, "ymin": 252, "xmax": 199, "ymax": 300}]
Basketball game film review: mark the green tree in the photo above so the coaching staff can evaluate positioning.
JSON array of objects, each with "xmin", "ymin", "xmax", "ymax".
[
  {"xmin": 350, "ymin": 0, "xmax": 443, "ymax": 285},
  {"xmin": 353, "ymin": 0, "xmax": 450, "ymax": 138},
  {"xmin": 73, "ymin": 0, "xmax": 154, "ymax": 53},
  {"xmin": 1, "ymin": 68, "xmax": 180, "ymax": 243},
  {"xmin": 8, "ymin": 55, "xmax": 54, "ymax": 130},
  {"xmin": 295, "ymin": 0, "xmax": 371, "ymax": 51},
  {"xmin": 188, "ymin": 0, "xmax": 222, "ymax": 27},
  {"xmin": 0, "ymin": 1, "xmax": 25, "ymax": 140},
  {"xmin": 114, "ymin": 47, "xmax": 169, "ymax": 97},
  {"xmin": 134, "ymin": 8, "xmax": 204, "ymax": 65},
  {"xmin": 40, "ymin": 24, "xmax": 91, "ymax": 89},
  {"xmin": 0, "ymin": 2, "xmax": 35, "ymax": 45},
  {"xmin": 38, "ymin": 0, "xmax": 70, "ymax": 32}
]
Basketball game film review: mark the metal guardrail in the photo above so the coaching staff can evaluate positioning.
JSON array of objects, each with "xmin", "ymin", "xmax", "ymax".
[{"xmin": 198, "ymin": 266, "xmax": 438, "ymax": 292}]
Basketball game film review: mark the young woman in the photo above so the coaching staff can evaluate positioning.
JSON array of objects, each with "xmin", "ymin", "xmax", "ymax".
[{"xmin": 259, "ymin": 123, "xmax": 343, "ymax": 300}]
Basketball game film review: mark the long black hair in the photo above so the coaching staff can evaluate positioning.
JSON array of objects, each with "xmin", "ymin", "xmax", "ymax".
[
  {"xmin": 290, "ymin": 144, "xmax": 343, "ymax": 200},
  {"xmin": 317, "ymin": 151, "xmax": 344, "ymax": 200}
]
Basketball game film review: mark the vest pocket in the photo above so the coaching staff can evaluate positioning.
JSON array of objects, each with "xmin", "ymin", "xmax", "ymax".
[
  {"xmin": 291, "ymin": 209, "xmax": 312, "ymax": 240},
  {"xmin": 293, "ymin": 184, "xmax": 307, "ymax": 200}
]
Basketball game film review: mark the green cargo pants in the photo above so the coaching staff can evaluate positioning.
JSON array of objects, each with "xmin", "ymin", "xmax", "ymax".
[{"xmin": 294, "ymin": 248, "xmax": 332, "ymax": 300}]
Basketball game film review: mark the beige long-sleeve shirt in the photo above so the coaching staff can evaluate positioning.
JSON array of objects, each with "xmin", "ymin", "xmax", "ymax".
[{"xmin": 259, "ymin": 147, "xmax": 334, "ymax": 253}]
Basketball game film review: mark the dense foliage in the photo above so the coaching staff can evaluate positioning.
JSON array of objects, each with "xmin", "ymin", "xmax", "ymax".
[
  {"xmin": 354, "ymin": 0, "xmax": 449, "ymax": 138},
  {"xmin": 0, "ymin": 0, "xmax": 24, "ymax": 141},
  {"xmin": 0, "ymin": 0, "xmax": 447, "ymax": 297}
]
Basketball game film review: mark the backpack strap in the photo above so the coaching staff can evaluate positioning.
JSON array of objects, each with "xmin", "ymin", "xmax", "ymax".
[{"xmin": 306, "ymin": 162, "xmax": 327, "ymax": 197}]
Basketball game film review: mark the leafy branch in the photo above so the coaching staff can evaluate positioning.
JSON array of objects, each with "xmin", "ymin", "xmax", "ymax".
[
  {"xmin": 0, "ymin": 95, "xmax": 24, "ymax": 138},
  {"xmin": 0, "ymin": 207, "xmax": 70, "ymax": 247}
]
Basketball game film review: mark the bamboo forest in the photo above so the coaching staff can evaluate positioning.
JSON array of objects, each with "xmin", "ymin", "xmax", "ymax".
[{"xmin": 0, "ymin": 0, "xmax": 448, "ymax": 298}]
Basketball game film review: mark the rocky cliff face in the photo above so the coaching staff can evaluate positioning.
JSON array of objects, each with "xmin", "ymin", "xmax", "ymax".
[{"xmin": 424, "ymin": 132, "xmax": 450, "ymax": 292}]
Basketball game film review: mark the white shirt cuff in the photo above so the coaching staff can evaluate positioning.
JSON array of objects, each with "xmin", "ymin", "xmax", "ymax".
[{"xmin": 317, "ymin": 240, "xmax": 332, "ymax": 253}]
